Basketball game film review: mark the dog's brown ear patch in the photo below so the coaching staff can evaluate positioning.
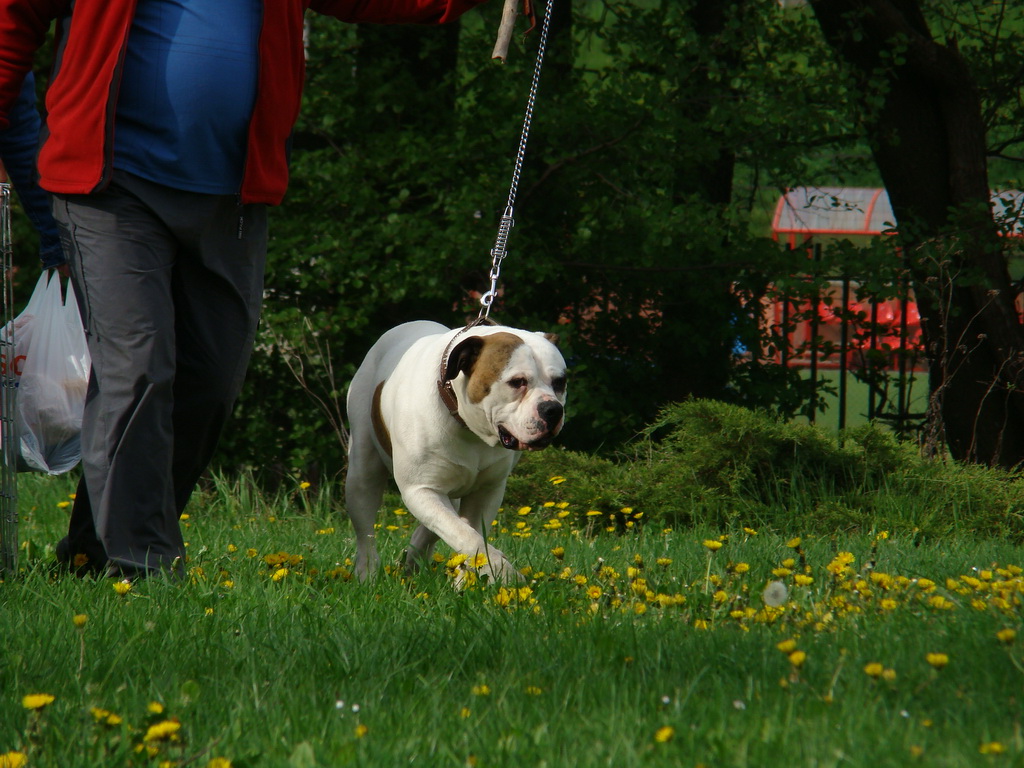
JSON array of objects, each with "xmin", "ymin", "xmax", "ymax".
[
  {"xmin": 466, "ymin": 332, "xmax": 523, "ymax": 404},
  {"xmin": 540, "ymin": 332, "xmax": 559, "ymax": 347}
]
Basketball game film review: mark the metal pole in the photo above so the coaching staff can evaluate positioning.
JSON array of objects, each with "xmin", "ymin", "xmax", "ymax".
[
  {"xmin": 838, "ymin": 276, "xmax": 849, "ymax": 434},
  {"xmin": 0, "ymin": 182, "xmax": 18, "ymax": 575}
]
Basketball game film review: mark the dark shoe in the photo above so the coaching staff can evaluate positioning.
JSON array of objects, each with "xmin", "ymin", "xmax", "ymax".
[{"xmin": 55, "ymin": 537, "xmax": 106, "ymax": 577}]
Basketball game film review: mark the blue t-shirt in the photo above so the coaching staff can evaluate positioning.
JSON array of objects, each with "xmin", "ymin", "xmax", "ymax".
[{"xmin": 113, "ymin": 0, "xmax": 262, "ymax": 195}]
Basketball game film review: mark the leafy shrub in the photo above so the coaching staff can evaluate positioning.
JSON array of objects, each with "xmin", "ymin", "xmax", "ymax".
[{"xmin": 505, "ymin": 400, "xmax": 1024, "ymax": 540}]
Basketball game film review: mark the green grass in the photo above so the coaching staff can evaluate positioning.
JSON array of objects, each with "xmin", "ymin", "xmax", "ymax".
[{"xmin": 1, "ymin": 463, "xmax": 1022, "ymax": 768}]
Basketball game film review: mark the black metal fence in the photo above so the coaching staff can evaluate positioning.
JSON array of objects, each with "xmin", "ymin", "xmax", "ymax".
[{"xmin": 764, "ymin": 254, "xmax": 928, "ymax": 435}]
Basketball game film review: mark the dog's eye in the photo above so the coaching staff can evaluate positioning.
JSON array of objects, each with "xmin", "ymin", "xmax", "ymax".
[
  {"xmin": 552, "ymin": 376, "xmax": 567, "ymax": 394},
  {"xmin": 508, "ymin": 377, "xmax": 528, "ymax": 390}
]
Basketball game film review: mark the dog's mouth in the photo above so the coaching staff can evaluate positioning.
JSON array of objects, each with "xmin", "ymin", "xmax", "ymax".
[
  {"xmin": 498, "ymin": 425, "xmax": 521, "ymax": 450},
  {"xmin": 498, "ymin": 425, "xmax": 554, "ymax": 451}
]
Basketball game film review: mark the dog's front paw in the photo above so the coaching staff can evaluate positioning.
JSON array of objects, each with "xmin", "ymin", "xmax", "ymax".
[
  {"xmin": 475, "ymin": 553, "xmax": 524, "ymax": 585},
  {"xmin": 449, "ymin": 550, "xmax": 523, "ymax": 588}
]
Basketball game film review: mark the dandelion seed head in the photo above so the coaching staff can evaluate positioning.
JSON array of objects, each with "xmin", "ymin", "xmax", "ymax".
[{"xmin": 762, "ymin": 581, "xmax": 788, "ymax": 607}]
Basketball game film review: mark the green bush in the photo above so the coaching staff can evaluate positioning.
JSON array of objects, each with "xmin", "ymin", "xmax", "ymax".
[{"xmin": 505, "ymin": 400, "xmax": 1024, "ymax": 540}]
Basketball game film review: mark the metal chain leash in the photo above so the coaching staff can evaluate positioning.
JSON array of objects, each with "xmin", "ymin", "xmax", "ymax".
[{"xmin": 478, "ymin": 0, "xmax": 553, "ymax": 319}]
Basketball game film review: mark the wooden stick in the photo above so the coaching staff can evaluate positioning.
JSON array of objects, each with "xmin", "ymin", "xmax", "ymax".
[{"xmin": 491, "ymin": 0, "xmax": 519, "ymax": 62}]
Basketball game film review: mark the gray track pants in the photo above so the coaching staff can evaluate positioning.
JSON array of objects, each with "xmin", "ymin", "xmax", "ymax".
[{"xmin": 51, "ymin": 171, "xmax": 267, "ymax": 576}]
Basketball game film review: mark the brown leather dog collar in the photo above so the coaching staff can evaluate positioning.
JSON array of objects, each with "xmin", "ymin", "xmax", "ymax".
[{"xmin": 437, "ymin": 317, "xmax": 497, "ymax": 428}]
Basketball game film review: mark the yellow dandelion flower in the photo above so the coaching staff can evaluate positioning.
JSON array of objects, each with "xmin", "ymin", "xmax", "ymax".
[
  {"xmin": 446, "ymin": 553, "xmax": 468, "ymax": 569},
  {"xmin": 881, "ymin": 668, "xmax": 897, "ymax": 682},
  {"xmin": 654, "ymin": 726, "xmax": 674, "ymax": 743},
  {"xmin": 206, "ymin": 758, "xmax": 233, "ymax": 768},
  {"xmin": 112, "ymin": 580, "xmax": 132, "ymax": 596},
  {"xmin": 271, "ymin": 568, "xmax": 289, "ymax": 582},
  {"xmin": 72, "ymin": 613, "xmax": 88, "ymax": 628},
  {"xmin": 794, "ymin": 574, "xmax": 814, "ymax": 586},
  {"xmin": 979, "ymin": 742, "xmax": 1005, "ymax": 755},
  {"xmin": 471, "ymin": 685, "xmax": 490, "ymax": 696},
  {"xmin": 776, "ymin": 638, "xmax": 797, "ymax": 653},
  {"xmin": 826, "ymin": 552, "xmax": 855, "ymax": 577},
  {"xmin": 732, "ymin": 562, "xmax": 750, "ymax": 574},
  {"xmin": 925, "ymin": 653, "xmax": 949, "ymax": 669},
  {"xmin": 786, "ymin": 537, "xmax": 802, "ymax": 549},
  {"xmin": 459, "ymin": 707, "xmax": 471, "ymax": 719},
  {"xmin": 788, "ymin": 650, "xmax": 807, "ymax": 668},
  {"xmin": 551, "ymin": 546, "xmax": 565, "ymax": 559},
  {"xmin": 587, "ymin": 585, "xmax": 603, "ymax": 600},
  {"xmin": 996, "ymin": 628, "xmax": 1016, "ymax": 644},
  {"xmin": 0, "ymin": 752, "xmax": 27, "ymax": 768},
  {"xmin": 743, "ymin": 527, "xmax": 758, "ymax": 535},
  {"xmin": 246, "ymin": 548, "xmax": 258, "ymax": 558},
  {"xmin": 863, "ymin": 662, "xmax": 884, "ymax": 678},
  {"xmin": 143, "ymin": 720, "xmax": 181, "ymax": 742},
  {"xmin": 703, "ymin": 540, "xmax": 723, "ymax": 551},
  {"xmin": 57, "ymin": 500, "xmax": 71, "ymax": 509},
  {"xmin": 147, "ymin": 701, "xmax": 164, "ymax": 715},
  {"xmin": 585, "ymin": 509, "xmax": 603, "ymax": 517},
  {"xmin": 90, "ymin": 707, "xmax": 123, "ymax": 726},
  {"xmin": 916, "ymin": 578, "xmax": 937, "ymax": 592},
  {"xmin": 694, "ymin": 619, "xmax": 709, "ymax": 630},
  {"xmin": 469, "ymin": 553, "xmax": 488, "ymax": 569},
  {"xmin": 880, "ymin": 598, "xmax": 898, "ymax": 611},
  {"xmin": 549, "ymin": 476, "xmax": 566, "ymax": 485},
  {"xmin": 354, "ymin": 723, "xmax": 368, "ymax": 739},
  {"xmin": 524, "ymin": 686, "xmax": 543, "ymax": 696},
  {"xmin": 22, "ymin": 693, "xmax": 55, "ymax": 710},
  {"xmin": 927, "ymin": 595, "xmax": 954, "ymax": 611}
]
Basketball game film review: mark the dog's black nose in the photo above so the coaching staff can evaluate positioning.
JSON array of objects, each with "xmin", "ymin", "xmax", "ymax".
[{"xmin": 538, "ymin": 400, "xmax": 564, "ymax": 428}]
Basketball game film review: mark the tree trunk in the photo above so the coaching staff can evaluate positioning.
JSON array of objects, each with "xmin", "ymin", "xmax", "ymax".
[{"xmin": 810, "ymin": 0, "xmax": 1024, "ymax": 467}]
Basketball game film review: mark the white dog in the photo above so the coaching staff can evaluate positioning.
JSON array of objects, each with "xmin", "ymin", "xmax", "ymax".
[{"xmin": 345, "ymin": 320, "xmax": 567, "ymax": 582}]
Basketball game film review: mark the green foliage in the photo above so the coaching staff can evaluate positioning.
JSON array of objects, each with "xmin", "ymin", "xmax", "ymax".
[
  {"xmin": 506, "ymin": 400, "xmax": 1024, "ymax": 540},
  {"xmin": 211, "ymin": 1, "xmax": 1024, "ymax": 476},
  {"xmin": 217, "ymin": 1, "xmax": 866, "ymax": 475}
]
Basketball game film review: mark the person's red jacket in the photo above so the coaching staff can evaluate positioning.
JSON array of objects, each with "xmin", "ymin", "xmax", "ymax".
[{"xmin": 0, "ymin": 0, "xmax": 485, "ymax": 205}]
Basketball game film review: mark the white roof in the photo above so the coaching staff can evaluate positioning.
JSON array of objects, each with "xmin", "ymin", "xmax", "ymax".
[{"xmin": 773, "ymin": 186, "xmax": 1024, "ymax": 236}]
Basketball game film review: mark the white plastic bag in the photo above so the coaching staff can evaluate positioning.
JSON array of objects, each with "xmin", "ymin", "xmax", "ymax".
[
  {"xmin": 0, "ymin": 271, "xmax": 48, "ymax": 381},
  {"xmin": 14, "ymin": 272, "xmax": 90, "ymax": 474}
]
